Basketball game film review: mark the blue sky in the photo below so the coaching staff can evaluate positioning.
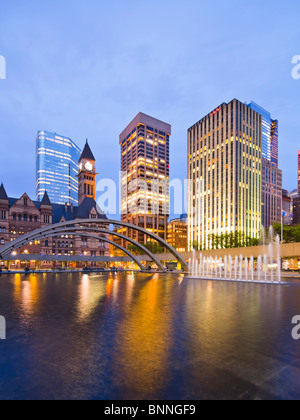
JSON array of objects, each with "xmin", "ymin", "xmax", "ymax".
[{"xmin": 0, "ymin": 0, "xmax": 300, "ymax": 207}]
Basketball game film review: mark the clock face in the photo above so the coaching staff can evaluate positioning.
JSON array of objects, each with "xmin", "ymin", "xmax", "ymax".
[{"xmin": 85, "ymin": 162, "xmax": 93, "ymax": 172}]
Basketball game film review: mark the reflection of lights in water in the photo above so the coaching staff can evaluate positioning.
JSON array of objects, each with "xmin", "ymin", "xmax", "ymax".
[
  {"xmin": 78, "ymin": 274, "xmax": 106, "ymax": 321},
  {"xmin": 115, "ymin": 276, "xmax": 174, "ymax": 398},
  {"xmin": 106, "ymin": 278, "xmax": 114, "ymax": 299},
  {"xmin": 125, "ymin": 273, "xmax": 135, "ymax": 305},
  {"xmin": 178, "ymin": 275, "xmax": 184, "ymax": 286}
]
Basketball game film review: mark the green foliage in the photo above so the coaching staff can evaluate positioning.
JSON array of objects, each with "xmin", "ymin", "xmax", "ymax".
[
  {"xmin": 190, "ymin": 231, "xmax": 260, "ymax": 251},
  {"xmin": 128, "ymin": 243, "xmax": 164, "ymax": 255},
  {"xmin": 273, "ymin": 224, "xmax": 300, "ymax": 244}
]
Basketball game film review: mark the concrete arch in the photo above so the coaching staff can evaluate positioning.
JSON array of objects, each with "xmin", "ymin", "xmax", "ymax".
[
  {"xmin": 31, "ymin": 231, "xmax": 146, "ymax": 271},
  {"xmin": 0, "ymin": 218, "xmax": 188, "ymax": 271}
]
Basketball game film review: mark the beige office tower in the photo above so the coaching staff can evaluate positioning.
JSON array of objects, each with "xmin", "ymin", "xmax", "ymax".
[
  {"xmin": 120, "ymin": 113, "xmax": 171, "ymax": 245},
  {"xmin": 187, "ymin": 99, "xmax": 262, "ymax": 250}
]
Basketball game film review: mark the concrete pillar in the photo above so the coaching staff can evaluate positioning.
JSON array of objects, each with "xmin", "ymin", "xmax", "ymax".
[{"xmin": 7, "ymin": 261, "xmax": 11, "ymax": 271}]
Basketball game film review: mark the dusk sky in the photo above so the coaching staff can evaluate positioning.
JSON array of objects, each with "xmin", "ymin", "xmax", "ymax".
[{"xmin": 0, "ymin": 0, "xmax": 300, "ymax": 207}]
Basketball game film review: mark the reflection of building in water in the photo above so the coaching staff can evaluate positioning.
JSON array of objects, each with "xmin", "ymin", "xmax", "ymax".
[
  {"xmin": 78, "ymin": 274, "xmax": 107, "ymax": 320},
  {"xmin": 114, "ymin": 276, "xmax": 174, "ymax": 398}
]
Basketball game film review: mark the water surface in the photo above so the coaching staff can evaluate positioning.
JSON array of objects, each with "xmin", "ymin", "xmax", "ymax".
[{"xmin": 0, "ymin": 272, "xmax": 299, "ymax": 400}]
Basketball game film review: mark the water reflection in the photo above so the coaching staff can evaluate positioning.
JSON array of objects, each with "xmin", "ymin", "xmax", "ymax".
[
  {"xmin": 0, "ymin": 272, "xmax": 299, "ymax": 400},
  {"xmin": 78, "ymin": 274, "xmax": 106, "ymax": 321},
  {"xmin": 114, "ymin": 274, "xmax": 176, "ymax": 399}
]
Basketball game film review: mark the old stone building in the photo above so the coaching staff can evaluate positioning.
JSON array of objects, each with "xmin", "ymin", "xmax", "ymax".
[{"xmin": 0, "ymin": 141, "xmax": 108, "ymax": 269}]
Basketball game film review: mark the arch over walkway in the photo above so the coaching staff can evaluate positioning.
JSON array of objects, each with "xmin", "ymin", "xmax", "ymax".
[
  {"xmin": 0, "ymin": 218, "xmax": 188, "ymax": 271},
  {"xmin": 31, "ymin": 231, "xmax": 146, "ymax": 271},
  {"xmin": 30, "ymin": 226, "xmax": 165, "ymax": 271}
]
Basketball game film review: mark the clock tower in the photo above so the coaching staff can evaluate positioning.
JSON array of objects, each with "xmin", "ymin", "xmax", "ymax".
[{"xmin": 78, "ymin": 140, "xmax": 97, "ymax": 205}]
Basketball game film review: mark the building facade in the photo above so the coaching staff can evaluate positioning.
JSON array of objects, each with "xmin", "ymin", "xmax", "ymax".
[
  {"xmin": 282, "ymin": 189, "xmax": 293, "ymax": 225},
  {"xmin": 261, "ymin": 158, "xmax": 282, "ymax": 228},
  {"xmin": 1, "ymin": 142, "xmax": 108, "ymax": 269},
  {"xmin": 120, "ymin": 113, "xmax": 171, "ymax": 245},
  {"xmin": 293, "ymin": 196, "xmax": 300, "ymax": 225},
  {"xmin": 167, "ymin": 215, "xmax": 188, "ymax": 252},
  {"xmin": 36, "ymin": 131, "xmax": 81, "ymax": 205},
  {"xmin": 188, "ymin": 99, "xmax": 262, "ymax": 250},
  {"xmin": 298, "ymin": 151, "xmax": 300, "ymax": 197},
  {"xmin": 247, "ymin": 101, "xmax": 282, "ymax": 227}
]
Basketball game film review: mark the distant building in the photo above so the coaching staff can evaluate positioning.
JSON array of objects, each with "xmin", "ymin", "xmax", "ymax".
[
  {"xmin": 298, "ymin": 151, "xmax": 300, "ymax": 197},
  {"xmin": 261, "ymin": 158, "xmax": 282, "ymax": 228},
  {"xmin": 293, "ymin": 196, "xmax": 300, "ymax": 225},
  {"xmin": 36, "ymin": 131, "xmax": 81, "ymax": 205},
  {"xmin": 167, "ymin": 215, "xmax": 188, "ymax": 252},
  {"xmin": 282, "ymin": 189, "xmax": 293, "ymax": 225},
  {"xmin": 120, "ymin": 113, "xmax": 170, "ymax": 245}
]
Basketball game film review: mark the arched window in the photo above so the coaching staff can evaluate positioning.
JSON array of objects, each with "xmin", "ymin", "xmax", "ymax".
[
  {"xmin": 24, "ymin": 214, "xmax": 28, "ymax": 222},
  {"xmin": 58, "ymin": 241, "xmax": 61, "ymax": 248},
  {"xmin": 29, "ymin": 216, "xmax": 33, "ymax": 222},
  {"xmin": 0, "ymin": 238, "xmax": 5, "ymax": 245},
  {"xmin": 18, "ymin": 215, "xmax": 22, "ymax": 221},
  {"xmin": 34, "ymin": 216, "xmax": 38, "ymax": 223},
  {"xmin": 13, "ymin": 214, "xmax": 16, "ymax": 221},
  {"xmin": 65, "ymin": 241, "xmax": 69, "ymax": 248},
  {"xmin": 2, "ymin": 228, "xmax": 5, "ymax": 234},
  {"xmin": 45, "ymin": 240, "xmax": 49, "ymax": 247}
]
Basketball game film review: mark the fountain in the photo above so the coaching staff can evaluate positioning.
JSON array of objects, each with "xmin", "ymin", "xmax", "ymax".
[{"xmin": 188, "ymin": 227, "xmax": 282, "ymax": 284}]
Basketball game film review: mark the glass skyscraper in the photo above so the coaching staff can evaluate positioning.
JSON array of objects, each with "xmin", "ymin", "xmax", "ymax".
[
  {"xmin": 247, "ymin": 101, "xmax": 272, "ymax": 161},
  {"xmin": 36, "ymin": 131, "xmax": 81, "ymax": 205}
]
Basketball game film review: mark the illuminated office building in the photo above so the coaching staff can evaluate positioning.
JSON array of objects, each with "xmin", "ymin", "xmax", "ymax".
[
  {"xmin": 36, "ymin": 131, "xmax": 81, "ymax": 205},
  {"xmin": 167, "ymin": 215, "xmax": 188, "ymax": 252},
  {"xmin": 247, "ymin": 102, "xmax": 282, "ymax": 226},
  {"xmin": 120, "ymin": 113, "xmax": 171, "ymax": 244},
  {"xmin": 187, "ymin": 99, "xmax": 262, "ymax": 250}
]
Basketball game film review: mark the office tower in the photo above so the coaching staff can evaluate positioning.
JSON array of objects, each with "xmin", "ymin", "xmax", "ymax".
[
  {"xmin": 167, "ymin": 214, "xmax": 188, "ymax": 252},
  {"xmin": 247, "ymin": 102, "xmax": 282, "ymax": 226},
  {"xmin": 261, "ymin": 158, "xmax": 282, "ymax": 228},
  {"xmin": 271, "ymin": 120, "xmax": 279, "ymax": 167},
  {"xmin": 120, "ymin": 113, "xmax": 170, "ymax": 244},
  {"xmin": 36, "ymin": 131, "xmax": 81, "ymax": 205},
  {"xmin": 282, "ymin": 189, "xmax": 293, "ymax": 225},
  {"xmin": 187, "ymin": 99, "xmax": 262, "ymax": 250}
]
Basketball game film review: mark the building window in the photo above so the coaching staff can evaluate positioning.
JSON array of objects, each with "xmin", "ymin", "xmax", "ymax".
[
  {"xmin": 45, "ymin": 240, "xmax": 49, "ymax": 247},
  {"xmin": 43, "ymin": 215, "xmax": 50, "ymax": 224},
  {"xmin": 18, "ymin": 215, "xmax": 22, "ymax": 221},
  {"xmin": 13, "ymin": 214, "xmax": 16, "ymax": 221},
  {"xmin": 34, "ymin": 216, "xmax": 38, "ymax": 223},
  {"xmin": 29, "ymin": 216, "xmax": 33, "ymax": 222},
  {"xmin": 0, "ymin": 238, "xmax": 4, "ymax": 245},
  {"xmin": 24, "ymin": 198, "xmax": 28, "ymax": 207},
  {"xmin": 1, "ymin": 211, "xmax": 6, "ymax": 220},
  {"xmin": 24, "ymin": 214, "xmax": 28, "ymax": 222}
]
